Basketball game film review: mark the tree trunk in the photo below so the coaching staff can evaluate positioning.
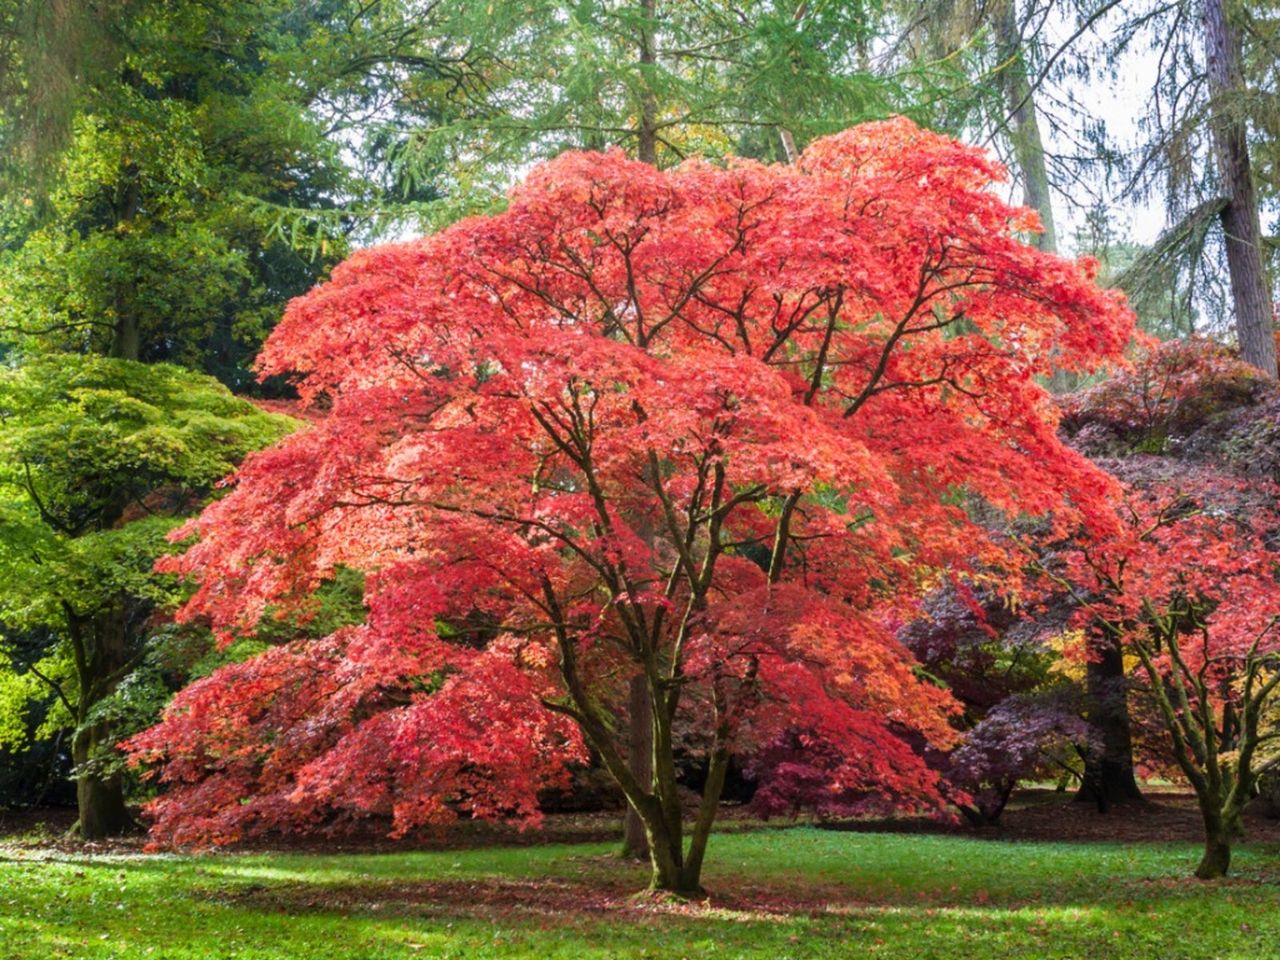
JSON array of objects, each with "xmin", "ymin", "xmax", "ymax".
[
  {"xmin": 647, "ymin": 833, "xmax": 685, "ymax": 892},
  {"xmin": 71, "ymin": 722, "xmax": 132, "ymax": 839},
  {"xmin": 1195, "ymin": 806, "xmax": 1232, "ymax": 879},
  {"xmin": 619, "ymin": 680, "xmax": 729, "ymax": 896},
  {"xmin": 67, "ymin": 604, "xmax": 136, "ymax": 839},
  {"xmin": 991, "ymin": 0, "xmax": 1080, "ymax": 392},
  {"xmin": 621, "ymin": 675, "xmax": 653, "ymax": 860},
  {"xmin": 109, "ymin": 313, "xmax": 139, "ymax": 362},
  {"xmin": 636, "ymin": 0, "xmax": 658, "ymax": 167},
  {"xmin": 621, "ymin": 0, "xmax": 660, "ymax": 860},
  {"xmin": 778, "ymin": 127, "xmax": 800, "ymax": 164},
  {"xmin": 643, "ymin": 826, "xmax": 703, "ymax": 896},
  {"xmin": 1203, "ymin": 0, "xmax": 1276, "ymax": 378},
  {"xmin": 636, "ymin": 805, "xmax": 690, "ymax": 894},
  {"xmin": 992, "ymin": 0, "xmax": 1058, "ymax": 255},
  {"xmin": 1076, "ymin": 636, "xmax": 1142, "ymax": 809},
  {"xmin": 628, "ymin": 754, "xmax": 725, "ymax": 897},
  {"xmin": 108, "ymin": 161, "xmax": 142, "ymax": 362}
]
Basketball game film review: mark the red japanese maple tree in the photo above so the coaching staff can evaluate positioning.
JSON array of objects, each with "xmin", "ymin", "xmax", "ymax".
[
  {"xmin": 128, "ymin": 118, "xmax": 1133, "ymax": 894},
  {"xmin": 1036, "ymin": 462, "xmax": 1280, "ymax": 879}
]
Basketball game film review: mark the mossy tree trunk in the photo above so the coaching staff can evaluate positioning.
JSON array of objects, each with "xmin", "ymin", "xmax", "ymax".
[
  {"xmin": 621, "ymin": 674, "xmax": 652, "ymax": 860},
  {"xmin": 991, "ymin": 0, "xmax": 1058, "ymax": 257},
  {"xmin": 1195, "ymin": 808, "xmax": 1233, "ymax": 880},
  {"xmin": 989, "ymin": 0, "xmax": 1082, "ymax": 393},
  {"xmin": 542, "ymin": 566, "xmax": 736, "ymax": 897}
]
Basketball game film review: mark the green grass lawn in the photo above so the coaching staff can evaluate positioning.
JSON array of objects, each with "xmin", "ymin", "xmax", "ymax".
[{"xmin": 3, "ymin": 828, "xmax": 1278, "ymax": 959}]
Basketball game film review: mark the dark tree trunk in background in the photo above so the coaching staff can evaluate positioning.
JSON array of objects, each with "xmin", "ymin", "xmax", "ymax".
[
  {"xmin": 67, "ymin": 605, "xmax": 137, "ymax": 839},
  {"xmin": 1203, "ymin": 0, "xmax": 1276, "ymax": 378},
  {"xmin": 72, "ymin": 722, "xmax": 132, "ymax": 840},
  {"xmin": 621, "ymin": 675, "xmax": 653, "ymax": 859},
  {"xmin": 635, "ymin": 0, "xmax": 658, "ymax": 168},
  {"xmin": 1076, "ymin": 637, "xmax": 1143, "ymax": 809}
]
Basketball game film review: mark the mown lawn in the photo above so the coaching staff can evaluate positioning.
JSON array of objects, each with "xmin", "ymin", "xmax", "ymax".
[{"xmin": 3, "ymin": 827, "xmax": 1278, "ymax": 959}]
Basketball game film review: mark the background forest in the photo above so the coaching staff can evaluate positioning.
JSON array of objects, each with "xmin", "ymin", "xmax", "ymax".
[{"xmin": 4, "ymin": 1, "xmax": 1280, "ymax": 956}]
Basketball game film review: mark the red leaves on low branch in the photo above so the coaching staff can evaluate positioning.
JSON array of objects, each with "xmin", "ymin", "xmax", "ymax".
[
  {"xmin": 129, "ymin": 118, "xmax": 1134, "ymax": 856},
  {"xmin": 1033, "ymin": 461, "xmax": 1280, "ymax": 877},
  {"xmin": 1062, "ymin": 338, "xmax": 1268, "ymax": 448},
  {"xmin": 1052, "ymin": 464, "xmax": 1280, "ymax": 650}
]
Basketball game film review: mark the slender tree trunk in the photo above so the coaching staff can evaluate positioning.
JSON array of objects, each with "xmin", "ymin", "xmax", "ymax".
[
  {"xmin": 992, "ymin": 0, "xmax": 1057, "ymax": 255},
  {"xmin": 617, "ymin": 670, "xmax": 730, "ymax": 895},
  {"xmin": 990, "ymin": 0, "xmax": 1080, "ymax": 392},
  {"xmin": 1076, "ymin": 636, "xmax": 1142, "ymax": 809},
  {"xmin": 621, "ymin": 0, "xmax": 660, "ymax": 859},
  {"xmin": 681, "ymin": 738, "xmax": 730, "ymax": 889},
  {"xmin": 636, "ymin": 0, "xmax": 658, "ymax": 167},
  {"xmin": 108, "ymin": 161, "xmax": 141, "ymax": 361},
  {"xmin": 628, "ymin": 737, "xmax": 729, "ymax": 896},
  {"xmin": 1203, "ymin": 0, "xmax": 1276, "ymax": 378},
  {"xmin": 777, "ymin": 2, "xmax": 808, "ymax": 163},
  {"xmin": 621, "ymin": 675, "xmax": 653, "ymax": 859},
  {"xmin": 779, "ymin": 127, "xmax": 800, "ymax": 164}
]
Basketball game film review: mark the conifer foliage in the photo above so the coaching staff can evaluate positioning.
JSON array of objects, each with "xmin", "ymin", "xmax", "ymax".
[{"xmin": 129, "ymin": 118, "xmax": 1134, "ymax": 893}]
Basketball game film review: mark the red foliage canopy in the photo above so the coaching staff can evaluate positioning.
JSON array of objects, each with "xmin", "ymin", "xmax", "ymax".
[{"xmin": 129, "ymin": 118, "xmax": 1134, "ymax": 852}]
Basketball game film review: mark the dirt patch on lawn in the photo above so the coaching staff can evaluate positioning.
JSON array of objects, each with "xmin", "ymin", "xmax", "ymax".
[
  {"xmin": 217, "ymin": 873, "xmax": 639, "ymax": 918},
  {"xmin": 214, "ymin": 868, "xmax": 862, "ymax": 923}
]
